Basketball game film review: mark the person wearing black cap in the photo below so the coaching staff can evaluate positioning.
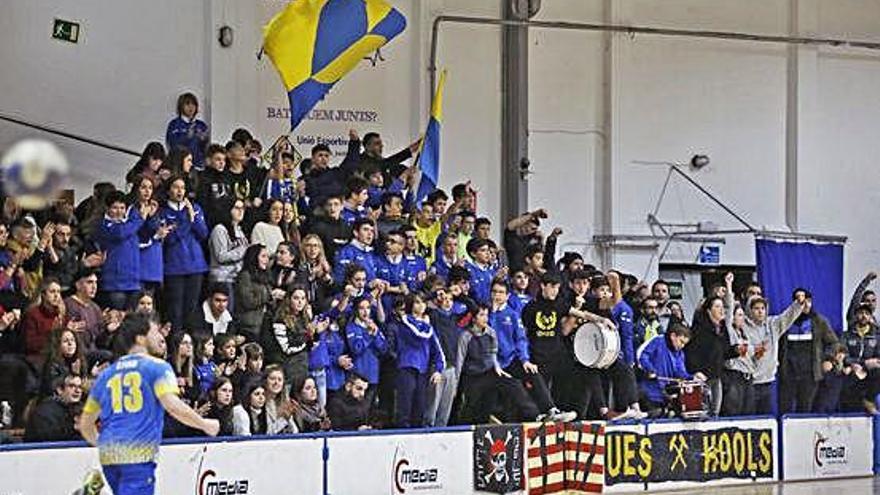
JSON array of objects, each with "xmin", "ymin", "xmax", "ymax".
[{"xmin": 778, "ymin": 288, "xmax": 839, "ymax": 413}]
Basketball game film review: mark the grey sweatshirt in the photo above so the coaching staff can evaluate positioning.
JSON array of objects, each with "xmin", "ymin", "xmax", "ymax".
[{"xmin": 725, "ymin": 291, "xmax": 803, "ymax": 384}]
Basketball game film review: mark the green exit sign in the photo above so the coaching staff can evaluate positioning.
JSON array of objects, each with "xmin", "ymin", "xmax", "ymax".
[{"xmin": 52, "ymin": 18, "xmax": 80, "ymax": 43}]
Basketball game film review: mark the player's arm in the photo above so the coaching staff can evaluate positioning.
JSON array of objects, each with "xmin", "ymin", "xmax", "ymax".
[
  {"xmin": 79, "ymin": 409, "xmax": 100, "ymax": 446},
  {"xmin": 158, "ymin": 393, "xmax": 219, "ymax": 436},
  {"xmin": 79, "ymin": 395, "xmax": 101, "ymax": 446}
]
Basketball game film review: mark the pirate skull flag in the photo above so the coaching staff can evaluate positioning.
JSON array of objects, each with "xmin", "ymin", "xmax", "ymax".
[{"xmin": 474, "ymin": 425, "xmax": 524, "ymax": 494}]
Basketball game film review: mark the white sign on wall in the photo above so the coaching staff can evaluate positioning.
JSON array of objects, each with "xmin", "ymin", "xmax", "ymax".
[
  {"xmin": 0, "ymin": 437, "xmax": 324, "ymax": 494},
  {"xmin": 782, "ymin": 415, "xmax": 873, "ymax": 480},
  {"xmin": 326, "ymin": 431, "xmax": 473, "ymax": 495}
]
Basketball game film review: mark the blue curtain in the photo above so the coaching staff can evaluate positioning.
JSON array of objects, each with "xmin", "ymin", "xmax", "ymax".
[{"xmin": 755, "ymin": 237, "xmax": 845, "ymax": 333}]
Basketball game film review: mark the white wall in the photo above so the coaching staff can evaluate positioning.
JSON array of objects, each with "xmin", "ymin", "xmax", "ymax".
[
  {"xmin": 2, "ymin": 0, "xmax": 880, "ymax": 299},
  {"xmin": 0, "ymin": 0, "xmax": 207, "ymax": 200}
]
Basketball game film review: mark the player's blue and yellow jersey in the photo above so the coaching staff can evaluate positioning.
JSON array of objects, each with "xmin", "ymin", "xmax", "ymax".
[{"xmin": 83, "ymin": 353, "xmax": 179, "ymax": 465}]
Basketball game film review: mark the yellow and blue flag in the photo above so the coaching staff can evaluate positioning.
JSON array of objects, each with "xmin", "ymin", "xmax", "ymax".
[
  {"xmin": 415, "ymin": 69, "xmax": 446, "ymax": 205},
  {"xmin": 263, "ymin": 0, "xmax": 407, "ymax": 130}
]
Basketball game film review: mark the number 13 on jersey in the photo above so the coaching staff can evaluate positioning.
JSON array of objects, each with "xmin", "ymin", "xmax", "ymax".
[{"xmin": 107, "ymin": 371, "xmax": 144, "ymax": 413}]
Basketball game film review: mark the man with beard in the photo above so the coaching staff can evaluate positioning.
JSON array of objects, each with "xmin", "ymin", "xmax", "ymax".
[
  {"xmin": 778, "ymin": 289, "xmax": 838, "ymax": 413},
  {"xmin": 79, "ymin": 314, "xmax": 219, "ymax": 495},
  {"xmin": 634, "ymin": 296, "xmax": 663, "ymax": 351}
]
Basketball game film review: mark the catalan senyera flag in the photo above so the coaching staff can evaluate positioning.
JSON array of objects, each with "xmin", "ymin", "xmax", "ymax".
[
  {"xmin": 262, "ymin": 0, "xmax": 407, "ymax": 130},
  {"xmin": 415, "ymin": 69, "xmax": 446, "ymax": 205}
]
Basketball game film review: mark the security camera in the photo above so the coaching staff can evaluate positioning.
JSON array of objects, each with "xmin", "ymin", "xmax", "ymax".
[
  {"xmin": 690, "ymin": 154, "xmax": 710, "ymax": 169},
  {"xmin": 519, "ymin": 157, "xmax": 531, "ymax": 179}
]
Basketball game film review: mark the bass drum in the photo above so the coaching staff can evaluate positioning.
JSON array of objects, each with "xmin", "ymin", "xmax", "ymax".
[{"xmin": 572, "ymin": 321, "xmax": 620, "ymax": 369}]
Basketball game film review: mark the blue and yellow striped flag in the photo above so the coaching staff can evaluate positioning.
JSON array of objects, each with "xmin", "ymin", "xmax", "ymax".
[
  {"xmin": 415, "ymin": 69, "xmax": 446, "ymax": 205},
  {"xmin": 262, "ymin": 0, "xmax": 407, "ymax": 130}
]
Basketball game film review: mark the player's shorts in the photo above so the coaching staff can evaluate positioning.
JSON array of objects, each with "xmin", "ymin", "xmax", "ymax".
[{"xmin": 102, "ymin": 462, "xmax": 157, "ymax": 495}]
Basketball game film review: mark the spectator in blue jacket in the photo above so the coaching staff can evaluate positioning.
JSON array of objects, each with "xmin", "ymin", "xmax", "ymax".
[
  {"xmin": 159, "ymin": 176, "xmax": 210, "ymax": 331},
  {"xmin": 396, "ymin": 294, "xmax": 444, "ymax": 428},
  {"xmin": 325, "ymin": 318, "xmax": 351, "ymax": 404},
  {"xmin": 132, "ymin": 175, "xmax": 171, "ymax": 295},
  {"xmin": 92, "ymin": 191, "xmax": 143, "ymax": 310},
  {"xmin": 431, "ymin": 233, "xmax": 462, "ymax": 282},
  {"xmin": 374, "ymin": 230, "xmax": 409, "ymax": 316},
  {"xmin": 466, "ymin": 238, "xmax": 507, "ymax": 305},
  {"xmin": 638, "ymin": 323, "xmax": 697, "ymax": 414},
  {"xmin": 166, "ymin": 92, "xmax": 209, "ymax": 169},
  {"xmin": 333, "ymin": 218, "xmax": 377, "ymax": 285},
  {"xmin": 400, "ymin": 225, "xmax": 428, "ymax": 293},
  {"xmin": 345, "ymin": 296, "xmax": 388, "ymax": 405}
]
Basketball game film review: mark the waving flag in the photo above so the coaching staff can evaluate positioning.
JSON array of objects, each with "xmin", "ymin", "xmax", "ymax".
[
  {"xmin": 415, "ymin": 69, "xmax": 446, "ymax": 205},
  {"xmin": 262, "ymin": 0, "xmax": 407, "ymax": 130}
]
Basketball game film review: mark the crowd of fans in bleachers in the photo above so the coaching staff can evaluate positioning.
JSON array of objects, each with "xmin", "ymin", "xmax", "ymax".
[{"xmin": 3, "ymin": 91, "xmax": 879, "ymax": 444}]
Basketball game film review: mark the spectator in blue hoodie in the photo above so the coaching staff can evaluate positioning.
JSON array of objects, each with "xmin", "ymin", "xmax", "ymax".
[
  {"xmin": 92, "ymin": 190, "xmax": 144, "ymax": 310},
  {"xmin": 345, "ymin": 296, "xmax": 388, "ymax": 406},
  {"xmin": 132, "ymin": 175, "xmax": 171, "ymax": 295},
  {"xmin": 396, "ymin": 294, "xmax": 445, "ymax": 428},
  {"xmin": 333, "ymin": 218, "xmax": 377, "ymax": 285},
  {"xmin": 159, "ymin": 176, "xmax": 210, "ymax": 331},
  {"xmin": 466, "ymin": 238, "xmax": 507, "ymax": 306},
  {"xmin": 166, "ymin": 92, "xmax": 209, "ymax": 169},
  {"xmin": 638, "ymin": 323, "xmax": 698, "ymax": 415},
  {"xmin": 325, "ymin": 316, "xmax": 352, "ymax": 404}
]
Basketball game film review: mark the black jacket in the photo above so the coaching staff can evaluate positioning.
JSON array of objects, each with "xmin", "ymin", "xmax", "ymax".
[
  {"xmin": 684, "ymin": 317, "xmax": 739, "ymax": 380},
  {"xmin": 197, "ymin": 167, "xmax": 235, "ymax": 227},
  {"xmin": 327, "ymin": 393, "xmax": 370, "ymax": 431},
  {"xmin": 24, "ymin": 397, "xmax": 79, "ymax": 442},
  {"xmin": 305, "ymin": 138, "xmax": 361, "ymax": 209}
]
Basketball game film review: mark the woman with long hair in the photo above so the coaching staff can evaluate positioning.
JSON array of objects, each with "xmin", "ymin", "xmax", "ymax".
[
  {"xmin": 265, "ymin": 286, "xmax": 312, "ymax": 389},
  {"xmin": 204, "ymin": 377, "xmax": 235, "ymax": 436},
  {"xmin": 39, "ymin": 327, "xmax": 86, "ymax": 397},
  {"xmin": 193, "ymin": 333, "xmax": 217, "ymax": 400},
  {"xmin": 232, "ymin": 378, "xmax": 268, "ymax": 436},
  {"xmin": 125, "ymin": 142, "xmax": 166, "ymax": 186},
  {"xmin": 209, "ymin": 199, "xmax": 249, "ymax": 311},
  {"xmin": 162, "ymin": 146, "xmax": 198, "ymax": 199},
  {"xmin": 292, "ymin": 375, "xmax": 331, "ymax": 433},
  {"xmin": 250, "ymin": 199, "xmax": 285, "ymax": 257},
  {"xmin": 234, "ymin": 244, "xmax": 284, "ymax": 342},
  {"xmin": 132, "ymin": 175, "xmax": 170, "ymax": 295},
  {"xmin": 263, "ymin": 364, "xmax": 297, "ymax": 434},
  {"xmin": 167, "ymin": 332, "xmax": 197, "ymax": 403},
  {"xmin": 22, "ymin": 277, "xmax": 68, "ymax": 369},
  {"xmin": 296, "ymin": 234, "xmax": 334, "ymax": 311},
  {"xmin": 685, "ymin": 296, "xmax": 740, "ymax": 417}
]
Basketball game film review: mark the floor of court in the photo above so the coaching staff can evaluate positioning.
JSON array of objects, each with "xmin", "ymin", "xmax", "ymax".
[{"xmin": 660, "ymin": 477, "xmax": 880, "ymax": 494}]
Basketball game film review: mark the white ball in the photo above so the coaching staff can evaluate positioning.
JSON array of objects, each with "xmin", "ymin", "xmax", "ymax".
[{"xmin": 1, "ymin": 139, "xmax": 70, "ymax": 209}]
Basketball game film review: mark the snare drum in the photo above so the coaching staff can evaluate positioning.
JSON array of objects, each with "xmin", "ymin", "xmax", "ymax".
[
  {"xmin": 669, "ymin": 380, "xmax": 708, "ymax": 420},
  {"xmin": 573, "ymin": 322, "xmax": 620, "ymax": 369}
]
